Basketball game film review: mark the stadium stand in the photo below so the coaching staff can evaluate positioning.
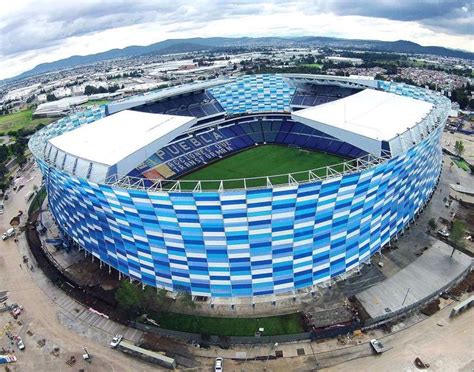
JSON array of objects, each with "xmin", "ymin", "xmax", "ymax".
[
  {"xmin": 131, "ymin": 116, "xmax": 366, "ymax": 180},
  {"xmin": 291, "ymin": 84, "xmax": 362, "ymax": 108},
  {"xmin": 132, "ymin": 91, "xmax": 225, "ymax": 119}
]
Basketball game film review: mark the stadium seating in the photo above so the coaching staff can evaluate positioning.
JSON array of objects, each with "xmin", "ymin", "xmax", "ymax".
[
  {"xmin": 132, "ymin": 91, "xmax": 225, "ymax": 119},
  {"xmin": 291, "ymin": 84, "xmax": 362, "ymax": 108},
  {"xmin": 130, "ymin": 116, "xmax": 367, "ymax": 181}
]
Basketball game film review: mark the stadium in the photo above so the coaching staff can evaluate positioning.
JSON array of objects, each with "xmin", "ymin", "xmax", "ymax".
[{"xmin": 29, "ymin": 74, "xmax": 451, "ymax": 299}]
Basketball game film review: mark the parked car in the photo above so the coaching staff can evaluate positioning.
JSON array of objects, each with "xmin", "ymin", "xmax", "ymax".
[
  {"xmin": 437, "ymin": 229, "xmax": 450, "ymax": 238},
  {"xmin": 215, "ymin": 357, "xmax": 223, "ymax": 372},
  {"xmin": 110, "ymin": 334, "xmax": 123, "ymax": 348},
  {"xmin": 16, "ymin": 337, "xmax": 25, "ymax": 350},
  {"xmin": 370, "ymin": 339, "xmax": 384, "ymax": 354}
]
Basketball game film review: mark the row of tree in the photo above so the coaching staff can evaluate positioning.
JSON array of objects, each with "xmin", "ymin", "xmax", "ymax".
[
  {"xmin": 84, "ymin": 85, "xmax": 120, "ymax": 95},
  {"xmin": 450, "ymin": 84, "xmax": 473, "ymax": 110}
]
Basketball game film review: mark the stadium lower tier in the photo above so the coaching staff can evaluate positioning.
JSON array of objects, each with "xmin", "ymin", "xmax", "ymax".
[
  {"xmin": 40, "ymin": 125, "xmax": 443, "ymax": 298},
  {"xmin": 130, "ymin": 116, "xmax": 367, "ymax": 181}
]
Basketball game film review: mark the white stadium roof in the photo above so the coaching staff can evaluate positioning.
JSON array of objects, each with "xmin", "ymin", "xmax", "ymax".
[
  {"xmin": 292, "ymin": 89, "xmax": 433, "ymax": 156},
  {"xmin": 47, "ymin": 110, "xmax": 196, "ymax": 182}
]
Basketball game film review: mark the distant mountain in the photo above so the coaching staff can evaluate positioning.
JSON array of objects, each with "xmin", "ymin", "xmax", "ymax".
[{"xmin": 5, "ymin": 36, "xmax": 474, "ymax": 82}]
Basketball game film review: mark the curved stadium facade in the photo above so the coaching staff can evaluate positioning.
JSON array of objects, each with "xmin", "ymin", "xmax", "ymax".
[{"xmin": 29, "ymin": 74, "xmax": 450, "ymax": 298}]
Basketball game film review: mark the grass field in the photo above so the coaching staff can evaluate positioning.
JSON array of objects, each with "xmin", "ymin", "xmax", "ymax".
[
  {"xmin": 153, "ymin": 312, "xmax": 303, "ymax": 336},
  {"xmin": 453, "ymin": 158, "xmax": 471, "ymax": 172},
  {"xmin": 0, "ymin": 108, "xmax": 55, "ymax": 134},
  {"xmin": 179, "ymin": 144, "xmax": 346, "ymax": 189},
  {"xmin": 302, "ymin": 63, "xmax": 323, "ymax": 69},
  {"xmin": 80, "ymin": 99, "xmax": 110, "ymax": 107}
]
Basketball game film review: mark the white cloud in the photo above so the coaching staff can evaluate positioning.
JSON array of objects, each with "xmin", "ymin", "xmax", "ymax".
[{"xmin": 0, "ymin": 1, "xmax": 472, "ymax": 80}]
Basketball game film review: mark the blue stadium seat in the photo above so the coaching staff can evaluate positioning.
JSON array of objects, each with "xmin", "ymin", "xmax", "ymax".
[
  {"xmin": 128, "ymin": 117, "xmax": 365, "ymax": 179},
  {"xmin": 291, "ymin": 85, "xmax": 362, "ymax": 108},
  {"xmin": 132, "ymin": 91, "xmax": 225, "ymax": 118}
]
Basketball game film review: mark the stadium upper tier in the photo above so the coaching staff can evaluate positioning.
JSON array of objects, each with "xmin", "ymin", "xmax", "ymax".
[
  {"xmin": 28, "ymin": 75, "xmax": 451, "ymax": 298},
  {"xmin": 131, "ymin": 90, "xmax": 225, "ymax": 120},
  {"xmin": 291, "ymin": 83, "xmax": 362, "ymax": 108}
]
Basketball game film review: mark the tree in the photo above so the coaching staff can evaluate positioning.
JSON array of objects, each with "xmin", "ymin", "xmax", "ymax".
[
  {"xmin": 16, "ymin": 153, "xmax": 27, "ymax": 167},
  {"xmin": 450, "ymin": 88, "xmax": 469, "ymax": 109},
  {"xmin": 141, "ymin": 285, "xmax": 160, "ymax": 311},
  {"xmin": 115, "ymin": 280, "xmax": 143, "ymax": 313},
  {"xmin": 108, "ymin": 85, "xmax": 119, "ymax": 93},
  {"xmin": 428, "ymin": 218, "xmax": 437, "ymax": 232},
  {"xmin": 84, "ymin": 85, "xmax": 98, "ymax": 95},
  {"xmin": 178, "ymin": 291, "xmax": 196, "ymax": 310},
  {"xmin": 385, "ymin": 64, "xmax": 398, "ymax": 75},
  {"xmin": 155, "ymin": 288, "xmax": 173, "ymax": 312},
  {"xmin": 0, "ymin": 181, "xmax": 9, "ymax": 193},
  {"xmin": 451, "ymin": 220, "xmax": 466, "ymax": 246},
  {"xmin": 46, "ymin": 94, "xmax": 58, "ymax": 102},
  {"xmin": 142, "ymin": 286, "xmax": 174, "ymax": 313},
  {"xmin": 469, "ymin": 99, "xmax": 474, "ymax": 111},
  {"xmin": 0, "ymin": 145, "xmax": 8, "ymax": 163},
  {"xmin": 84, "ymin": 84, "xmax": 110, "ymax": 95},
  {"xmin": 0, "ymin": 163, "xmax": 8, "ymax": 182},
  {"xmin": 454, "ymin": 140, "xmax": 465, "ymax": 157},
  {"xmin": 450, "ymin": 219, "xmax": 466, "ymax": 257}
]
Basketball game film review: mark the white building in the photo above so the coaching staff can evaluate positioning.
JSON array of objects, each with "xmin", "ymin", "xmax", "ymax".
[
  {"xmin": 326, "ymin": 56, "xmax": 363, "ymax": 65},
  {"xmin": 34, "ymin": 96, "xmax": 88, "ymax": 117}
]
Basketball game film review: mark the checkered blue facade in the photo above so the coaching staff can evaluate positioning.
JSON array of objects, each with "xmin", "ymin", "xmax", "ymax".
[
  {"xmin": 39, "ymin": 124, "xmax": 443, "ymax": 298},
  {"xmin": 209, "ymin": 74, "xmax": 295, "ymax": 115},
  {"xmin": 377, "ymin": 80, "xmax": 441, "ymax": 104}
]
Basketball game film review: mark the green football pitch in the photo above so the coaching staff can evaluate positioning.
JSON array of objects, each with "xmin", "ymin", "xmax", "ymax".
[{"xmin": 178, "ymin": 144, "xmax": 346, "ymax": 190}]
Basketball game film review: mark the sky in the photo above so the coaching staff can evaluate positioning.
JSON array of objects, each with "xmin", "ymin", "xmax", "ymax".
[{"xmin": 0, "ymin": 0, "xmax": 472, "ymax": 80}]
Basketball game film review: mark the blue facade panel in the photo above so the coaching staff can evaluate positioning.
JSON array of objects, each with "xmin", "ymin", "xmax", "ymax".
[
  {"xmin": 209, "ymin": 74, "xmax": 295, "ymax": 115},
  {"xmin": 41, "ymin": 123, "xmax": 443, "ymax": 297}
]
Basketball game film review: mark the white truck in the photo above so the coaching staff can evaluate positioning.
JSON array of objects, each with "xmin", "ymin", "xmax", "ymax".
[{"xmin": 2, "ymin": 228, "xmax": 15, "ymax": 240}]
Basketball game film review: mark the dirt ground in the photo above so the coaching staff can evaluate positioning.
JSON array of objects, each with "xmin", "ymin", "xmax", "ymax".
[{"xmin": 0, "ymin": 167, "xmax": 153, "ymax": 371}]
